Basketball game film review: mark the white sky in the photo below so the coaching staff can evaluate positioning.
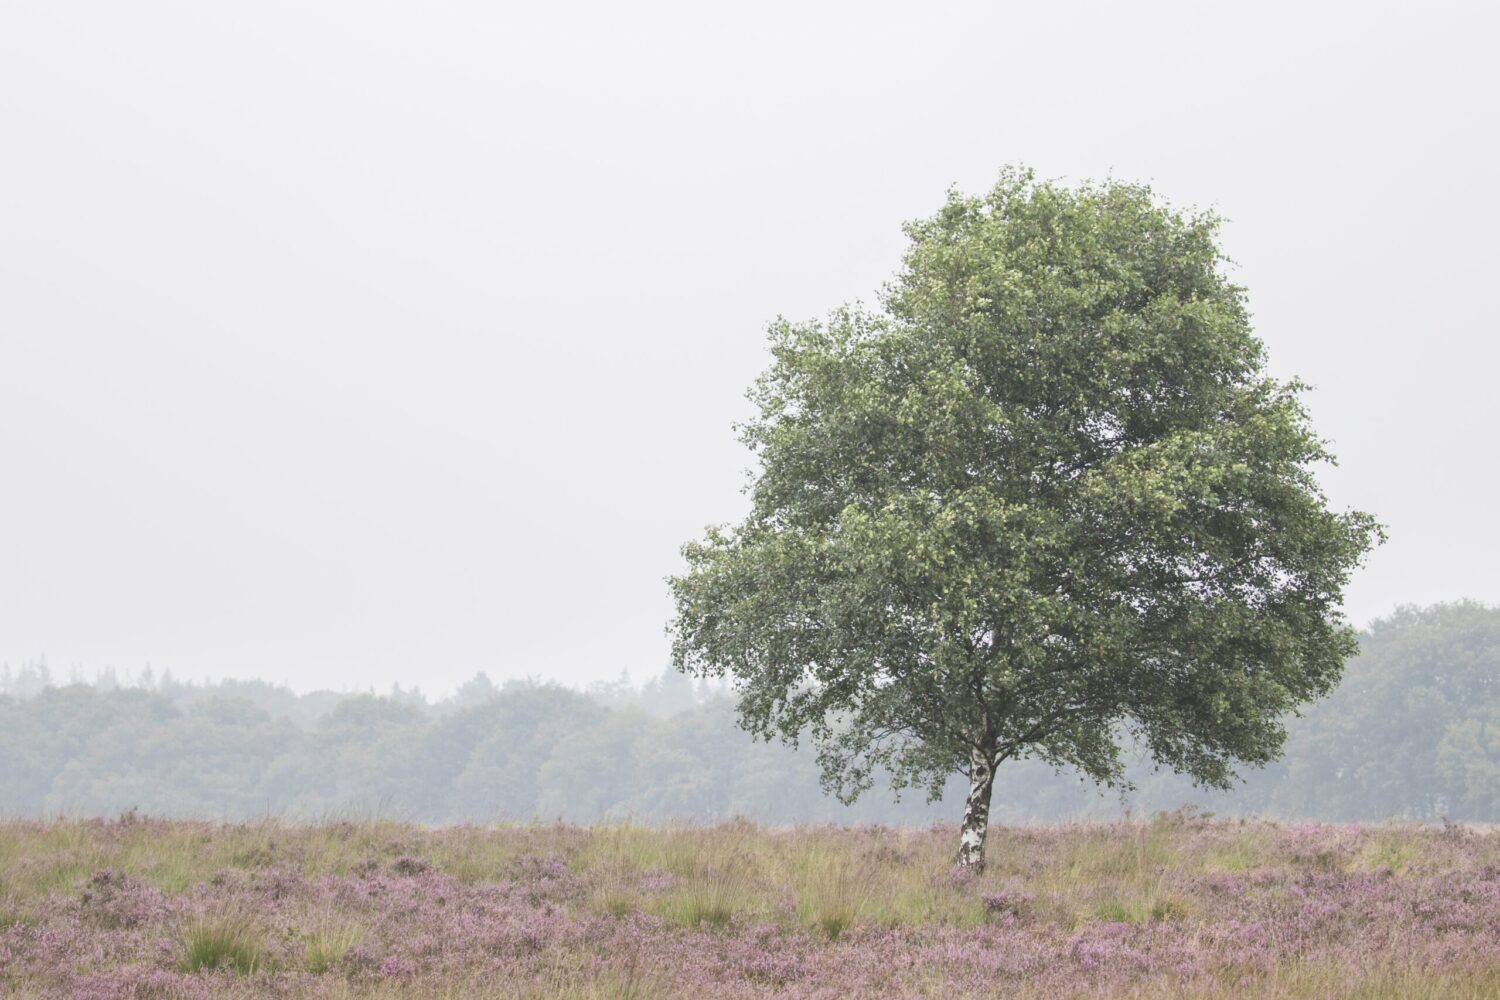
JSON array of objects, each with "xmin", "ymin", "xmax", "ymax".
[{"xmin": 2, "ymin": 1, "xmax": 1496, "ymax": 695}]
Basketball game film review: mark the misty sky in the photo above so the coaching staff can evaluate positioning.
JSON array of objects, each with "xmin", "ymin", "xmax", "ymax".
[{"xmin": 2, "ymin": 1, "xmax": 1496, "ymax": 695}]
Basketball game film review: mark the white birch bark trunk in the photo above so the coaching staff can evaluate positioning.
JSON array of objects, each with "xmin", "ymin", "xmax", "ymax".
[{"xmin": 956, "ymin": 748, "xmax": 995, "ymax": 870}]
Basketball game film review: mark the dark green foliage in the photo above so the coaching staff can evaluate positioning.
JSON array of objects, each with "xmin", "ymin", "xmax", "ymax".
[{"xmin": 669, "ymin": 169, "xmax": 1383, "ymax": 823}]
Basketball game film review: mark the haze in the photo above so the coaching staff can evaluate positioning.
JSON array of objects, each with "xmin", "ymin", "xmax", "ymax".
[{"xmin": 2, "ymin": 0, "xmax": 1496, "ymax": 695}]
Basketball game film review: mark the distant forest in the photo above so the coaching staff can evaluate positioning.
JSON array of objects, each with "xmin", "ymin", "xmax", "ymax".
[{"xmin": 3, "ymin": 602, "xmax": 1497, "ymax": 824}]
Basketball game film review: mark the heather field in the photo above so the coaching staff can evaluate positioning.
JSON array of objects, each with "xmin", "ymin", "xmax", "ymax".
[{"xmin": 2, "ymin": 815, "xmax": 1499, "ymax": 999}]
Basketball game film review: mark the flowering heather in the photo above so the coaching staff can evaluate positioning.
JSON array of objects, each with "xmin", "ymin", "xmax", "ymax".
[{"xmin": 2, "ymin": 814, "xmax": 1499, "ymax": 997}]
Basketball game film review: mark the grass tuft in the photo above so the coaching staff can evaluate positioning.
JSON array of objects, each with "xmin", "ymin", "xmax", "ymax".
[
  {"xmin": 302, "ymin": 921, "xmax": 365, "ymax": 973},
  {"xmin": 1093, "ymin": 892, "xmax": 1192, "ymax": 924},
  {"xmin": 180, "ymin": 915, "xmax": 273, "ymax": 974},
  {"xmin": 653, "ymin": 880, "xmax": 740, "ymax": 929},
  {"xmin": 1354, "ymin": 830, "xmax": 1421, "ymax": 874},
  {"xmin": 795, "ymin": 847, "xmax": 874, "ymax": 940}
]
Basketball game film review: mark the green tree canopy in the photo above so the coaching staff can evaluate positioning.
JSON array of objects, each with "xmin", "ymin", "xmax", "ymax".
[{"xmin": 669, "ymin": 168, "xmax": 1382, "ymax": 866}]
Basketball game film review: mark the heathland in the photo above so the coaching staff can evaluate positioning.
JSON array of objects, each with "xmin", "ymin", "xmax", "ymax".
[{"xmin": 2, "ymin": 814, "xmax": 1498, "ymax": 998}]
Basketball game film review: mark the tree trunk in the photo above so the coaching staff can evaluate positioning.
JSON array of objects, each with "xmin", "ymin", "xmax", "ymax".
[{"xmin": 956, "ymin": 748, "xmax": 995, "ymax": 870}]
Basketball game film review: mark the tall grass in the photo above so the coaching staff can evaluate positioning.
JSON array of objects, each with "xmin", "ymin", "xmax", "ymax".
[
  {"xmin": 302, "ymin": 921, "xmax": 366, "ymax": 973},
  {"xmin": 793, "ymin": 846, "xmax": 875, "ymax": 939},
  {"xmin": 179, "ymin": 913, "xmax": 273, "ymax": 973}
]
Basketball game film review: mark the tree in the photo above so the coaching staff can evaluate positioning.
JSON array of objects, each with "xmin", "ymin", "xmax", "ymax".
[
  {"xmin": 668, "ymin": 169, "xmax": 1382, "ymax": 868},
  {"xmin": 1272, "ymin": 601, "xmax": 1500, "ymax": 820}
]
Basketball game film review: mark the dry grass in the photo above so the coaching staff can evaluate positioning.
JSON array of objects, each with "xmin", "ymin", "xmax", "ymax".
[{"xmin": 2, "ymin": 814, "xmax": 1498, "ymax": 997}]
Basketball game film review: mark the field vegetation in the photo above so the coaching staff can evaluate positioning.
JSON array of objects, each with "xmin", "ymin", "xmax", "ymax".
[{"xmin": 2, "ymin": 813, "xmax": 1498, "ymax": 998}]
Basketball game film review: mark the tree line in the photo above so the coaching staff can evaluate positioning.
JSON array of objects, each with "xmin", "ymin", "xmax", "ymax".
[{"xmin": 1, "ymin": 602, "xmax": 1496, "ymax": 824}]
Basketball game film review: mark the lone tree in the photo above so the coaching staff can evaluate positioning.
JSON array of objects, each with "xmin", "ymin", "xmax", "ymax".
[{"xmin": 669, "ymin": 170, "xmax": 1381, "ymax": 868}]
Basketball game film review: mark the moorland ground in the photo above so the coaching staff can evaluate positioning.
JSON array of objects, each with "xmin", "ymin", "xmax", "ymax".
[{"xmin": 2, "ymin": 814, "xmax": 1498, "ymax": 998}]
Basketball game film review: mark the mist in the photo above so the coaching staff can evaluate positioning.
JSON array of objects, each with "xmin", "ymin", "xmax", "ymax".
[{"xmin": 4, "ymin": 0, "xmax": 1497, "ymax": 695}]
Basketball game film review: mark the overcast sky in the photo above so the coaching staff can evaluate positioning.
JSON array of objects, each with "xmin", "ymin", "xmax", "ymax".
[{"xmin": 2, "ymin": 1, "xmax": 1495, "ymax": 695}]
